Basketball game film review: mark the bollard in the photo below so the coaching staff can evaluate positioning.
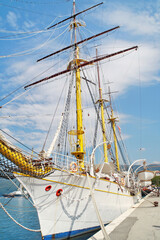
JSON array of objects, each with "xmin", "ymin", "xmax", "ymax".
[{"xmin": 154, "ymin": 201, "xmax": 158, "ymax": 207}]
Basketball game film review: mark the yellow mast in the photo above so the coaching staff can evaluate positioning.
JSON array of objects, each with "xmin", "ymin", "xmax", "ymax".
[
  {"xmin": 69, "ymin": 0, "xmax": 85, "ymax": 169},
  {"xmin": 108, "ymin": 88, "xmax": 120, "ymax": 171},
  {"xmin": 96, "ymin": 49, "xmax": 108, "ymax": 163}
]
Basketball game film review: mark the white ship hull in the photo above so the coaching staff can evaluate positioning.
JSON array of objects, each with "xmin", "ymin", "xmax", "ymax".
[{"xmin": 15, "ymin": 169, "xmax": 138, "ymax": 239}]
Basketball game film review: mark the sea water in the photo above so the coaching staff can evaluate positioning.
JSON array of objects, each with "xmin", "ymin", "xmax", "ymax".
[{"xmin": 0, "ymin": 179, "xmax": 41, "ymax": 240}]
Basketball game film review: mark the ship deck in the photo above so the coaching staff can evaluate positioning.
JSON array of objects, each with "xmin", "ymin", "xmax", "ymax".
[{"xmin": 88, "ymin": 191, "xmax": 160, "ymax": 240}]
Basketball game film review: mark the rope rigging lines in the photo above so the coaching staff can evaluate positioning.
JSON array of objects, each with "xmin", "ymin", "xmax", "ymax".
[{"xmin": 0, "ymin": 23, "xmax": 70, "ymax": 58}]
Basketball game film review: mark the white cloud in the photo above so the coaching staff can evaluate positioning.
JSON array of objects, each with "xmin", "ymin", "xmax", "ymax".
[
  {"xmin": 7, "ymin": 11, "xmax": 19, "ymax": 29},
  {"xmin": 94, "ymin": 39, "xmax": 160, "ymax": 94},
  {"xmin": 105, "ymin": 8, "xmax": 160, "ymax": 36},
  {"xmin": 89, "ymin": 2, "xmax": 160, "ymax": 93},
  {"xmin": 151, "ymin": 161, "xmax": 160, "ymax": 165},
  {"xmin": 23, "ymin": 20, "xmax": 36, "ymax": 30}
]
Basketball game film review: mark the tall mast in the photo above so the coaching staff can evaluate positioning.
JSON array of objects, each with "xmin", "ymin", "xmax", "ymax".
[
  {"xmin": 96, "ymin": 49, "xmax": 108, "ymax": 163},
  {"xmin": 22, "ymin": 1, "xmax": 138, "ymax": 171},
  {"xmin": 71, "ymin": 0, "xmax": 85, "ymax": 169},
  {"xmin": 108, "ymin": 87, "xmax": 120, "ymax": 171}
]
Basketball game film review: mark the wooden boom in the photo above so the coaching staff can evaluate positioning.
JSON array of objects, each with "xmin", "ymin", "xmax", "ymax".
[
  {"xmin": 47, "ymin": 2, "xmax": 103, "ymax": 30},
  {"xmin": 25, "ymin": 46, "xmax": 138, "ymax": 89},
  {"xmin": 37, "ymin": 26, "xmax": 120, "ymax": 62}
]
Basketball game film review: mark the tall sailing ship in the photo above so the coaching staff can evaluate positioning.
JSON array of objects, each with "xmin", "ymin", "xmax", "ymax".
[{"xmin": 0, "ymin": 1, "xmax": 143, "ymax": 239}]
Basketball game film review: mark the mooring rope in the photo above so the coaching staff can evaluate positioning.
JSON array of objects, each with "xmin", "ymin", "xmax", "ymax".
[{"xmin": 0, "ymin": 202, "xmax": 41, "ymax": 232}]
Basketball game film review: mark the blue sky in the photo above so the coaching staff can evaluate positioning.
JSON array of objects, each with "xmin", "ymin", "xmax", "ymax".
[{"xmin": 0, "ymin": 0, "xmax": 160, "ymax": 165}]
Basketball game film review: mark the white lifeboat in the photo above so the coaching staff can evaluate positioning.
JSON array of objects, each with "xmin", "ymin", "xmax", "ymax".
[{"xmin": 137, "ymin": 170, "xmax": 155, "ymax": 181}]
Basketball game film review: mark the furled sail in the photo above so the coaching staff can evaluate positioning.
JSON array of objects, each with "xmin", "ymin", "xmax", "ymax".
[
  {"xmin": 0, "ymin": 132, "xmax": 53, "ymax": 177},
  {"xmin": 46, "ymin": 114, "xmax": 63, "ymax": 158}
]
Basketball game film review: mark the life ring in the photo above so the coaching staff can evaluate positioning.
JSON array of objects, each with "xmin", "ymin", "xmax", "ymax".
[
  {"xmin": 70, "ymin": 162, "xmax": 78, "ymax": 172},
  {"xmin": 45, "ymin": 185, "xmax": 52, "ymax": 191},
  {"xmin": 56, "ymin": 189, "xmax": 63, "ymax": 197}
]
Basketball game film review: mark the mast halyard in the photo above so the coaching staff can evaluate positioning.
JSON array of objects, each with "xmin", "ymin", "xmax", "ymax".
[
  {"xmin": 96, "ymin": 49, "xmax": 108, "ymax": 163},
  {"xmin": 108, "ymin": 87, "xmax": 120, "ymax": 171}
]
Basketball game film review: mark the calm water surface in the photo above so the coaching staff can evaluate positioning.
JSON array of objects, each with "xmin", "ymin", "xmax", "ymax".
[{"xmin": 0, "ymin": 179, "xmax": 41, "ymax": 240}]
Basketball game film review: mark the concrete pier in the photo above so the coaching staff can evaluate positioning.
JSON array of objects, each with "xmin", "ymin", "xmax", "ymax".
[{"xmin": 88, "ymin": 193, "xmax": 160, "ymax": 240}]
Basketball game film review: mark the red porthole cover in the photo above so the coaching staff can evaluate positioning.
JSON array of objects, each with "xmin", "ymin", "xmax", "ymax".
[
  {"xmin": 56, "ymin": 189, "xmax": 63, "ymax": 196},
  {"xmin": 45, "ymin": 185, "xmax": 52, "ymax": 191}
]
